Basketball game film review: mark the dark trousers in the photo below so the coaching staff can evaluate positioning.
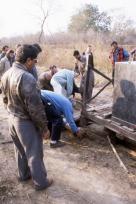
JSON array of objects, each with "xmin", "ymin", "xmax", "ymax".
[
  {"xmin": 44, "ymin": 101, "xmax": 63, "ymax": 141},
  {"xmin": 9, "ymin": 115, "xmax": 48, "ymax": 188},
  {"xmin": 112, "ymin": 68, "xmax": 115, "ymax": 85}
]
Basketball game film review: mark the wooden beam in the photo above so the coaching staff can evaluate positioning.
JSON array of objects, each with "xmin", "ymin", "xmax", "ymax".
[
  {"xmin": 87, "ymin": 113, "xmax": 136, "ymax": 142},
  {"xmin": 80, "ymin": 54, "xmax": 94, "ymax": 126}
]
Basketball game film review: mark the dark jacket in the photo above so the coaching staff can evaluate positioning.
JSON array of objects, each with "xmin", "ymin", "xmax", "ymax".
[
  {"xmin": 29, "ymin": 66, "xmax": 38, "ymax": 81},
  {"xmin": 1, "ymin": 62, "xmax": 48, "ymax": 132}
]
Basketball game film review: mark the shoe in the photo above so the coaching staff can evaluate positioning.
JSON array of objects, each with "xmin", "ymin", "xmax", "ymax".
[
  {"xmin": 18, "ymin": 175, "xmax": 31, "ymax": 182},
  {"xmin": 35, "ymin": 178, "xmax": 53, "ymax": 191},
  {"xmin": 50, "ymin": 141, "xmax": 65, "ymax": 148}
]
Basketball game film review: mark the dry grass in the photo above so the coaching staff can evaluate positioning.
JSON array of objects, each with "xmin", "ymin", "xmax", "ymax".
[{"xmin": 38, "ymin": 43, "xmax": 112, "ymax": 73}]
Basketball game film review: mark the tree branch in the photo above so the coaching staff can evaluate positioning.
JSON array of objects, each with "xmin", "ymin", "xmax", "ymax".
[{"xmin": 38, "ymin": 0, "xmax": 49, "ymax": 43}]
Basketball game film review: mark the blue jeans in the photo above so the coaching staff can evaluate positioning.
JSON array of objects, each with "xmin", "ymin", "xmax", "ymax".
[{"xmin": 44, "ymin": 100, "xmax": 63, "ymax": 141}]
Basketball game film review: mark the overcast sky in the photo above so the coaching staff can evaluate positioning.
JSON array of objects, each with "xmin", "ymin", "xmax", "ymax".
[{"xmin": 0, "ymin": 0, "xmax": 135, "ymax": 38}]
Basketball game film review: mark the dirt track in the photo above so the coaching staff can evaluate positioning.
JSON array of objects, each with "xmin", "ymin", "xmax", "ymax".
[{"xmin": 0, "ymin": 90, "xmax": 136, "ymax": 204}]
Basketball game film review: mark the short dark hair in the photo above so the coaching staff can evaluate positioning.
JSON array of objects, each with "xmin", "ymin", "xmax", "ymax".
[
  {"xmin": 15, "ymin": 44, "xmax": 38, "ymax": 64},
  {"xmin": 49, "ymin": 65, "xmax": 56, "ymax": 70},
  {"xmin": 111, "ymin": 41, "xmax": 118, "ymax": 46},
  {"xmin": 32, "ymin": 43, "xmax": 42, "ymax": 53},
  {"xmin": 2, "ymin": 45, "xmax": 9, "ymax": 51},
  {"xmin": 15, "ymin": 44, "xmax": 21, "ymax": 49},
  {"xmin": 73, "ymin": 50, "xmax": 80, "ymax": 57},
  {"xmin": 6, "ymin": 49, "xmax": 14, "ymax": 59},
  {"xmin": 6, "ymin": 49, "xmax": 14, "ymax": 57}
]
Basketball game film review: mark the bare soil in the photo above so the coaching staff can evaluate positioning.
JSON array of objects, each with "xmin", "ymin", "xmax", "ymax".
[{"xmin": 0, "ymin": 87, "xmax": 136, "ymax": 204}]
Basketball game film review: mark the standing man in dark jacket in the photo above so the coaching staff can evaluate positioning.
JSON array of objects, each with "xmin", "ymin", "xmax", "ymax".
[{"xmin": 1, "ymin": 44, "xmax": 53, "ymax": 190}]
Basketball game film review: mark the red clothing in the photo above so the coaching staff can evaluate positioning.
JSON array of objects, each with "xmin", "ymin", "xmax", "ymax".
[{"xmin": 109, "ymin": 47, "xmax": 124, "ymax": 66}]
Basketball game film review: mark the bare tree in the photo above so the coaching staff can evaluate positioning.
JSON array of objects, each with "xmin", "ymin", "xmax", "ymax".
[
  {"xmin": 38, "ymin": 0, "xmax": 49, "ymax": 43},
  {"xmin": 32, "ymin": 0, "xmax": 56, "ymax": 43}
]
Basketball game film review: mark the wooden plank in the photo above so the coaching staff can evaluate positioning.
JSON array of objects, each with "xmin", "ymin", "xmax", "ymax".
[
  {"xmin": 103, "ymin": 112, "xmax": 112, "ymax": 119},
  {"xmin": 79, "ymin": 105, "xmax": 136, "ymax": 142},
  {"xmin": 122, "ymin": 126, "xmax": 134, "ymax": 132},
  {"xmin": 112, "ymin": 116, "xmax": 136, "ymax": 130},
  {"xmin": 106, "ymin": 123, "xmax": 136, "ymax": 142},
  {"xmin": 87, "ymin": 113, "xmax": 136, "ymax": 142},
  {"xmin": 87, "ymin": 103, "xmax": 112, "ymax": 111}
]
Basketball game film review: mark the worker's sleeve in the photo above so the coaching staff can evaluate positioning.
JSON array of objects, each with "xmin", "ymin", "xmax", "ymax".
[
  {"xmin": 63, "ymin": 100, "xmax": 78, "ymax": 133},
  {"xmin": 20, "ymin": 73, "xmax": 48, "ymax": 133}
]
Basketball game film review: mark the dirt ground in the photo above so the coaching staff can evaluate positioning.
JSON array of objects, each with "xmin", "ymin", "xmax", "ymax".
[{"xmin": 0, "ymin": 87, "xmax": 136, "ymax": 204}]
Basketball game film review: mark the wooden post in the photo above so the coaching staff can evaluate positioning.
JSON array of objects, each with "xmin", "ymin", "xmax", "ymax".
[{"xmin": 80, "ymin": 54, "xmax": 94, "ymax": 126}]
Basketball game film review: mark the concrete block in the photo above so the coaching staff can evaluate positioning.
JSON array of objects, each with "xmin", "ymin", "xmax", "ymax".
[{"xmin": 112, "ymin": 62, "xmax": 136, "ymax": 128}]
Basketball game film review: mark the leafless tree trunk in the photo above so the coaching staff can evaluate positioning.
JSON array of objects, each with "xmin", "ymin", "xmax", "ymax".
[{"xmin": 38, "ymin": 0, "xmax": 48, "ymax": 43}]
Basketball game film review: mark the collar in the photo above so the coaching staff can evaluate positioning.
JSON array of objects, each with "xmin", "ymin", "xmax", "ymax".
[{"xmin": 13, "ymin": 62, "xmax": 28, "ymax": 72}]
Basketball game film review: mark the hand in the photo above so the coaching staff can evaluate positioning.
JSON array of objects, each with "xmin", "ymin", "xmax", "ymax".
[
  {"xmin": 76, "ymin": 127, "xmax": 85, "ymax": 139},
  {"xmin": 42, "ymin": 130, "xmax": 50, "ymax": 140}
]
